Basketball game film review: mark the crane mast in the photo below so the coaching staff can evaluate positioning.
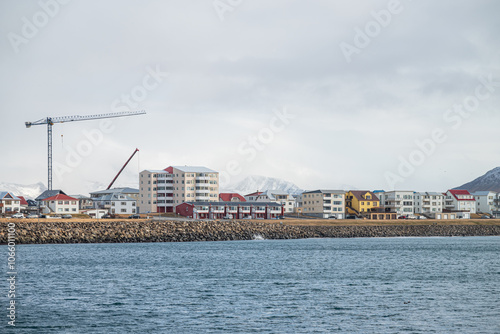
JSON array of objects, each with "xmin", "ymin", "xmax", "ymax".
[{"xmin": 26, "ymin": 110, "xmax": 146, "ymax": 190}]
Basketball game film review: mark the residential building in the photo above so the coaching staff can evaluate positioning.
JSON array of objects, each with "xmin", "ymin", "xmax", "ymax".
[
  {"xmin": 377, "ymin": 191, "xmax": 415, "ymax": 218},
  {"xmin": 90, "ymin": 188, "xmax": 139, "ymax": 201},
  {"xmin": 493, "ymin": 193, "xmax": 500, "ymax": 218},
  {"xmin": 244, "ymin": 191, "xmax": 263, "ymax": 201},
  {"xmin": 345, "ymin": 191, "xmax": 380, "ymax": 215},
  {"xmin": 300, "ymin": 190, "xmax": 345, "ymax": 219},
  {"xmin": 176, "ymin": 201, "xmax": 284, "ymax": 220},
  {"xmin": 42, "ymin": 194, "xmax": 79, "ymax": 214},
  {"xmin": 93, "ymin": 193, "xmax": 137, "ymax": 215},
  {"xmin": 414, "ymin": 192, "xmax": 444, "ymax": 216},
  {"xmin": 219, "ymin": 193, "xmax": 246, "ymax": 202},
  {"xmin": 139, "ymin": 166, "xmax": 219, "ymax": 213},
  {"xmin": 256, "ymin": 190, "xmax": 296, "ymax": 213},
  {"xmin": 35, "ymin": 190, "xmax": 67, "ymax": 206},
  {"xmin": 444, "ymin": 190, "xmax": 476, "ymax": 214},
  {"xmin": 71, "ymin": 195, "xmax": 94, "ymax": 210},
  {"xmin": 0, "ymin": 192, "xmax": 21, "ymax": 214},
  {"xmin": 472, "ymin": 191, "xmax": 497, "ymax": 214}
]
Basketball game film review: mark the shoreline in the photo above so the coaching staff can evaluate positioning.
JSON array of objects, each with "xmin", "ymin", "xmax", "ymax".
[{"xmin": 1, "ymin": 219, "xmax": 500, "ymax": 244}]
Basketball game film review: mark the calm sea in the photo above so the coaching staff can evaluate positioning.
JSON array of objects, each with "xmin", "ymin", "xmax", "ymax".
[{"xmin": 2, "ymin": 237, "xmax": 500, "ymax": 333}]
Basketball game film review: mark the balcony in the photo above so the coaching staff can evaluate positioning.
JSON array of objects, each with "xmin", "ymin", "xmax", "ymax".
[{"xmin": 196, "ymin": 176, "xmax": 210, "ymax": 181}]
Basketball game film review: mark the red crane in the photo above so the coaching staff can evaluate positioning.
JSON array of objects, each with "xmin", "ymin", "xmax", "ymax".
[{"xmin": 107, "ymin": 148, "xmax": 139, "ymax": 190}]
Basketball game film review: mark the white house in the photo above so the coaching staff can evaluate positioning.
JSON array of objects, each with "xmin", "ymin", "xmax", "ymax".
[
  {"xmin": 42, "ymin": 194, "xmax": 79, "ymax": 214},
  {"xmin": 93, "ymin": 193, "xmax": 137, "ymax": 215},
  {"xmin": 472, "ymin": 191, "xmax": 497, "ymax": 214},
  {"xmin": 0, "ymin": 192, "xmax": 21, "ymax": 214},
  {"xmin": 244, "ymin": 191, "xmax": 263, "ymax": 202},
  {"xmin": 377, "ymin": 191, "xmax": 415, "ymax": 218},
  {"xmin": 414, "ymin": 192, "xmax": 444, "ymax": 216},
  {"xmin": 444, "ymin": 190, "xmax": 476, "ymax": 214},
  {"xmin": 256, "ymin": 190, "xmax": 295, "ymax": 214}
]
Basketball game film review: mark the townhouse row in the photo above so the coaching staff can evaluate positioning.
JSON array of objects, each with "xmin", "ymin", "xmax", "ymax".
[{"xmin": 295, "ymin": 189, "xmax": 500, "ymax": 219}]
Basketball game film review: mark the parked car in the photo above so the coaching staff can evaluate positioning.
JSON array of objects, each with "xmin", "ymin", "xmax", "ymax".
[
  {"xmin": 128, "ymin": 214, "xmax": 140, "ymax": 219},
  {"xmin": 62, "ymin": 214, "xmax": 72, "ymax": 219},
  {"xmin": 223, "ymin": 214, "xmax": 233, "ymax": 219},
  {"xmin": 397, "ymin": 216, "xmax": 407, "ymax": 219},
  {"xmin": 346, "ymin": 215, "xmax": 357, "ymax": 219},
  {"xmin": 418, "ymin": 216, "xmax": 428, "ymax": 220},
  {"xmin": 26, "ymin": 214, "xmax": 39, "ymax": 219},
  {"xmin": 480, "ymin": 215, "xmax": 491, "ymax": 219},
  {"xmin": 50, "ymin": 215, "xmax": 62, "ymax": 219},
  {"xmin": 11, "ymin": 213, "xmax": 24, "ymax": 218},
  {"xmin": 328, "ymin": 216, "xmax": 337, "ymax": 219}
]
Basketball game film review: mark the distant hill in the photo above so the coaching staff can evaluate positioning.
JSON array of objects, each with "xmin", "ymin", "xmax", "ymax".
[
  {"xmin": 224, "ymin": 175, "xmax": 304, "ymax": 196},
  {"xmin": 0, "ymin": 181, "xmax": 47, "ymax": 199},
  {"xmin": 454, "ymin": 167, "xmax": 500, "ymax": 192}
]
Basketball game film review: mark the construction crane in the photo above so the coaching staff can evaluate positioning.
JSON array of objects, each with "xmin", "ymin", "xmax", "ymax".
[
  {"xmin": 25, "ymin": 110, "xmax": 146, "ymax": 190},
  {"xmin": 106, "ymin": 148, "xmax": 140, "ymax": 190}
]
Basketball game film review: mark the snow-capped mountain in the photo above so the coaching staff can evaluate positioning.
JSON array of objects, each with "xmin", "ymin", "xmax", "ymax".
[
  {"xmin": 455, "ymin": 167, "xmax": 500, "ymax": 192},
  {"xmin": 0, "ymin": 182, "xmax": 47, "ymax": 199},
  {"xmin": 224, "ymin": 175, "xmax": 304, "ymax": 196}
]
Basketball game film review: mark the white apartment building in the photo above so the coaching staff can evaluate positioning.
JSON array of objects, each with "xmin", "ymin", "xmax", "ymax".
[
  {"xmin": 256, "ymin": 190, "xmax": 296, "ymax": 213},
  {"xmin": 444, "ymin": 190, "xmax": 476, "ymax": 214},
  {"xmin": 93, "ymin": 193, "xmax": 137, "ymax": 215},
  {"xmin": 139, "ymin": 166, "xmax": 219, "ymax": 213},
  {"xmin": 378, "ymin": 191, "xmax": 415, "ymax": 218},
  {"xmin": 472, "ymin": 191, "xmax": 497, "ymax": 214},
  {"xmin": 90, "ymin": 188, "xmax": 139, "ymax": 202},
  {"xmin": 414, "ymin": 192, "xmax": 444, "ymax": 216},
  {"xmin": 300, "ymin": 190, "xmax": 345, "ymax": 219}
]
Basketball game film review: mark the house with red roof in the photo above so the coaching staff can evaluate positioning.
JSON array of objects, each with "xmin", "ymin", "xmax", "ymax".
[
  {"xmin": 444, "ymin": 190, "xmax": 476, "ymax": 215},
  {"xmin": 42, "ymin": 194, "xmax": 79, "ymax": 214},
  {"xmin": 219, "ymin": 193, "xmax": 246, "ymax": 202}
]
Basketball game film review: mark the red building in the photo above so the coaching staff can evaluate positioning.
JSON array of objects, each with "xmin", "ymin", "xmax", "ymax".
[{"xmin": 176, "ymin": 201, "xmax": 284, "ymax": 219}]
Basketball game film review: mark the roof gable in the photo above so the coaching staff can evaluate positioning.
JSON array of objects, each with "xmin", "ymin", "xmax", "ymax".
[{"xmin": 43, "ymin": 194, "xmax": 78, "ymax": 202}]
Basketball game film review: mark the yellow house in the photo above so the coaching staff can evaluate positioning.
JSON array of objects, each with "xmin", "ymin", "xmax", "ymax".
[{"xmin": 345, "ymin": 191, "xmax": 380, "ymax": 215}]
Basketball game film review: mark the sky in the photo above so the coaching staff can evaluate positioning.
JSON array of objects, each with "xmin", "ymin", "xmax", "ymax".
[{"xmin": 1, "ymin": 0, "xmax": 499, "ymax": 195}]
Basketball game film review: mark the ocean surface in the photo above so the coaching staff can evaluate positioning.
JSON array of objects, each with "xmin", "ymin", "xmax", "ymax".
[{"xmin": 2, "ymin": 236, "xmax": 500, "ymax": 333}]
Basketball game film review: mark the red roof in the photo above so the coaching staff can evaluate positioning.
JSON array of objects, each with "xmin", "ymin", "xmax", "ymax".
[
  {"xmin": 219, "ymin": 193, "xmax": 246, "ymax": 202},
  {"xmin": 43, "ymin": 194, "xmax": 78, "ymax": 202},
  {"xmin": 448, "ymin": 189, "xmax": 476, "ymax": 201},
  {"xmin": 17, "ymin": 196, "xmax": 28, "ymax": 206}
]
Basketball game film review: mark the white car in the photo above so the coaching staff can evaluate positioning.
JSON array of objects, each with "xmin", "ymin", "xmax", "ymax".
[{"xmin": 11, "ymin": 213, "xmax": 24, "ymax": 218}]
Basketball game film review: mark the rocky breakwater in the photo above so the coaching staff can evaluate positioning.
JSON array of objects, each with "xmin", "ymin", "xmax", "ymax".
[{"xmin": 1, "ymin": 220, "xmax": 500, "ymax": 244}]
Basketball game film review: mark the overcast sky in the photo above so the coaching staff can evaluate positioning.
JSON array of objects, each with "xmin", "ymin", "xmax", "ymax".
[{"xmin": 1, "ymin": 0, "xmax": 499, "ymax": 194}]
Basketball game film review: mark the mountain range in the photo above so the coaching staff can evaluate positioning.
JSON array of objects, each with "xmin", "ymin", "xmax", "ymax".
[
  {"xmin": 0, "ymin": 182, "xmax": 47, "ymax": 199},
  {"xmin": 455, "ymin": 167, "xmax": 500, "ymax": 193},
  {"xmin": 223, "ymin": 175, "xmax": 305, "ymax": 195}
]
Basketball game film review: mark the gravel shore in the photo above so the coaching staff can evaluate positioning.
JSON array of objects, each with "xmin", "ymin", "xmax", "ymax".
[{"xmin": 1, "ymin": 220, "xmax": 500, "ymax": 244}]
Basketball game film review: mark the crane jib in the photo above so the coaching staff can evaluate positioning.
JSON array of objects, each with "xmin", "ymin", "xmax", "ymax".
[{"xmin": 25, "ymin": 110, "xmax": 146, "ymax": 190}]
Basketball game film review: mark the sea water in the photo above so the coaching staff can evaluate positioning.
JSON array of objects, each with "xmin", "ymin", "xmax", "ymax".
[{"xmin": 2, "ymin": 236, "xmax": 499, "ymax": 333}]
